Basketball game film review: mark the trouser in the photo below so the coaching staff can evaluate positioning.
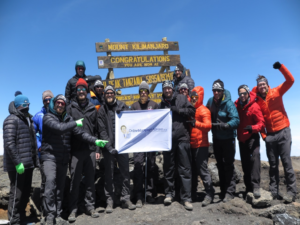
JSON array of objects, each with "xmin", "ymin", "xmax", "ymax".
[
  {"xmin": 43, "ymin": 160, "xmax": 68, "ymax": 222},
  {"xmin": 163, "ymin": 141, "xmax": 192, "ymax": 202},
  {"xmin": 133, "ymin": 152, "xmax": 156, "ymax": 199},
  {"xmin": 239, "ymin": 133, "xmax": 261, "ymax": 192},
  {"xmin": 40, "ymin": 162, "xmax": 46, "ymax": 217},
  {"xmin": 69, "ymin": 151, "xmax": 96, "ymax": 214},
  {"xmin": 191, "ymin": 147, "xmax": 214, "ymax": 197},
  {"xmin": 102, "ymin": 150, "xmax": 130, "ymax": 204},
  {"xmin": 8, "ymin": 168, "xmax": 33, "ymax": 225},
  {"xmin": 265, "ymin": 127, "xmax": 297, "ymax": 196},
  {"xmin": 213, "ymin": 138, "xmax": 236, "ymax": 197}
]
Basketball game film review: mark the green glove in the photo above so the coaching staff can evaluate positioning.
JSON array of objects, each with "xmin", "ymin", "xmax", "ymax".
[
  {"xmin": 95, "ymin": 140, "xmax": 109, "ymax": 148},
  {"xmin": 16, "ymin": 163, "xmax": 25, "ymax": 174},
  {"xmin": 75, "ymin": 118, "xmax": 84, "ymax": 127}
]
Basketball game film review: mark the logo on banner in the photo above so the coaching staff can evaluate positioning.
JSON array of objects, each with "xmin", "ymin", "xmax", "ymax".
[{"xmin": 120, "ymin": 125, "xmax": 131, "ymax": 139}]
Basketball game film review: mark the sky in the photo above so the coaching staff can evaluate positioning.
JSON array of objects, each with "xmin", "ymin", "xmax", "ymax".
[{"xmin": 0, "ymin": 0, "xmax": 300, "ymax": 160}]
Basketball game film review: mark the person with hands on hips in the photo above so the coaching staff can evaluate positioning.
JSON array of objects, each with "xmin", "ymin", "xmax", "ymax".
[
  {"xmin": 252, "ymin": 62, "xmax": 296, "ymax": 203},
  {"xmin": 234, "ymin": 85, "xmax": 265, "ymax": 199},
  {"xmin": 97, "ymin": 85, "xmax": 136, "ymax": 213}
]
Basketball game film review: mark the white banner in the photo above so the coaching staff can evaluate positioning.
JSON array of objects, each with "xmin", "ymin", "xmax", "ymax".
[{"xmin": 115, "ymin": 109, "xmax": 172, "ymax": 154}]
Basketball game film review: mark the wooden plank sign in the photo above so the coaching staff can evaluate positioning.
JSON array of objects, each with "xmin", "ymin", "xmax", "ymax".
[
  {"xmin": 116, "ymin": 92, "xmax": 162, "ymax": 106},
  {"xmin": 97, "ymin": 55, "xmax": 180, "ymax": 69},
  {"xmin": 95, "ymin": 41, "xmax": 179, "ymax": 52},
  {"xmin": 102, "ymin": 72, "xmax": 173, "ymax": 89}
]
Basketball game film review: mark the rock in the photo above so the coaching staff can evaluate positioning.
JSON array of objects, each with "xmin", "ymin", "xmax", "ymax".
[
  {"xmin": 272, "ymin": 213, "xmax": 300, "ymax": 225},
  {"xmin": 191, "ymin": 221, "xmax": 201, "ymax": 225},
  {"xmin": 246, "ymin": 188, "xmax": 273, "ymax": 208},
  {"xmin": 217, "ymin": 198, "xmax": 252, "ymax": 215},
  {"xmin": 261, "ymin": 161, "xmax": 270, "ymax": 168},
  {"xmin": 208, "ymin": 162, "xmax": 219, "ymax": 186},
  {"xmin": 258, "ymin": 204, "xmax": 286, "ymax": 218},
  {"xmin": 234, "ymin": 164, "xmax": 243, "ymax": 184}
]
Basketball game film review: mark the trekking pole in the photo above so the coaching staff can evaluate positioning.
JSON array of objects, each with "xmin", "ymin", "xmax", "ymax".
[
  {"xmin": 9, "ymin": 172, "xmax": 18, "ymax": 225},
  {"xmin": 145, "ymin": 152, "xmax": 147, "ymax": 204}
]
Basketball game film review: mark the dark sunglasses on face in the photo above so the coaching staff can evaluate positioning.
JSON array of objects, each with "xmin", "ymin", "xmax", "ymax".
[
  {"xmin": 191, "ymin": 95, "xmax": 199, "ymax": 99},
  {"xmin": 239, "ymin": 92, "xmax": 248, "ymax": 96},
  {"xmin": 105, "ymin": 92, "xmax": 115, "ymax": 96},
  {"xmin": 213, "ymin": 89, "xmax": 222, "ymax": 93},
  {"xmin": 55, "ymin": 101, "xmax": 65, "ymax": 106},
  {"xmin": 180, "ymin": 88, "xmax": 188, "ymax": 91},
  {"xmin": 77, "ymin": 88, "xmax": 86, "ymax": 92},
  {"xmin": 21, "ymin": 103, "xmax": 30, "ymax": 107},
  {"xmin": 139, "ymin": 89, "xmax": 148, "ymax": 93},
  {"xmin": 43, "ymin": 98, "xmax": 51, "ymax": 103},
  {"xmin": 95, "ymin": 86, "xmax": 103, "ymax": 89},
  {"xmin": 77, "ymin": 67, "xmax": 84, "ymax": 70}
]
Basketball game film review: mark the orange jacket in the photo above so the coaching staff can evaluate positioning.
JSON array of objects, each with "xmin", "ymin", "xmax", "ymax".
[
  {"xmin": 189, "ymin": 86, "xmax": 212, "ymax": 148},
  {"xmin": 252, "ymin": 64, "xmax": 294, "ymax": 139}
]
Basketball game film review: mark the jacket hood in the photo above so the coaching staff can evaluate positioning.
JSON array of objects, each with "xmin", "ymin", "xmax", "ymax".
[
  {"xmin": 191, "ymin": 86, "xmax": 204, "ymax": 109},
  {"xmin": 49, "ymin": 98, "xmax": 67, "ymax": 119},
  {"xmin": 75, "ymin": 60, "xmax": 86, "ymax": 73},
  {"xmin": 173, "ymin": 67, "xmax": 186, "ymax": 82},
  {"xmin": 8, "ymin": 101, "xmax": 32, "ymax": 119},
  {"xmin": 221, "ymin": 89, "xmax": 231, "ymax": 105},
  {"xmin": 234, "ymin": 91, "xmax": 257, "ymax": 109}
]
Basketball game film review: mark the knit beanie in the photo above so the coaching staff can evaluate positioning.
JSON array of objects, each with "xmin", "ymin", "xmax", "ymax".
[
  {"xmin": 238, "ymin": 84, "xmax": 250, "ymax": 94},
  {"xmin": 76, "ymin": 78, "xmax": 88, "ymax": 89},
  {"xmin": 179, "ymin": 83, "xmax": 188, "ymax": 90},
  {"xmin": 104, "ymin": 85, "xmax": 115, "ymax": 94},
  {"xmin": 94, "ymin": 80, "xmax": 104, "ymax": 87},
  {"xmin": 53, "ymin": 94, "xmax": 67, "ymax": 104},
  {"xmin": 190, "ymin": 91, "xmax": 198, "ymax": 97},
  {"xmin": 212, "ymin": 79, "xmax": 224, "ymax": 90},
  {"xmin": 42, "ymin": 90, "xmax": 54, "ymax": 101},
  {"xmin": 75, "ymin": 60, "xmax": 86, "ymax": 71},
  {"xmin": 139, "ymin": 81, "xmax": 150, "ymax": 93},
  {"xmin": 14, "ymin": 94, "xmax": 30, "ymax": 108},
  {"xmin": 175, "ymin": 63, "xmax": 184, "ymax": 72},
  {"xmin": 162, "ymin": 80, "xmax": 173, "ymax": 90}
]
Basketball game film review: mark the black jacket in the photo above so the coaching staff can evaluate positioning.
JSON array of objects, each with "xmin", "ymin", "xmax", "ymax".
[
  {"xmin": 131, "ymin": 99, "xmax": 159, "ymax": 110},
  {"xmin": 3, "ymin": 102, "xmax": 39, "ymax": 172},
  {"xmin": 65, "ymin": 74, "xmax": 87, "ymax": 104},
  {"xmin": 158, "ymin": 94, "xmax": 195, "ymax": 142},
  {"xmin": 67, "ymin": 100, "xmax": 99, "ymax": 153},
  {"xmin": 97, "ymin": 100, "xmax": 128, "ymax": 151},
  {"xmin": 40, "ymin": 99, "xmax": 97, "ymax": 164},
  {"xmin": 173, "ymin": 68, "xmax": 195, "ymax": 95}
]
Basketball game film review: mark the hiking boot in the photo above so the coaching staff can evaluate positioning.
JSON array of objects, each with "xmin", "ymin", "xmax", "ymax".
[
  {"xmin": 136, "ymin": 199, "xmax": 143, "ymax": 208},
  {"xmin": 86, "ymin": 209, "xmax": 100, "ymax": 218},
  {"xmin": 55, "ymin": 217, "xmax": 69, "ymax": 225},
  {"xmin": 183, "ymin": 201, "xmax": 193, "ymax": 211},
  {"xmin": 146, "ymin": 196, "xmax": 155, "ymax": 204},
  {"xmin": 164, "ymin": 197, "xmax": 173, "ymax": 206},
  {"xmin": 106, "ymin": 203, "xmax": 113, "ymax": 213},
  {"xmin": 68, "ymin": 212, "xmax": 76, "ymax": 222},
  {"xmin": 283, "ymin": 193, "xmax": 296, "ymax": 204},
  {"xmin": 271, "ymin": 191, "xmax": 283, "ymax": 200},
  {"xmin": 223, "ymin": 194, "xmax": 234, "ymax": 203},
  {"xmin": 122, "ymin": 200, "xmax": 136, "ymax": 210},
  {"xmin": 202, "ymin": 195, "xmax": 213, "ymax": 207},
  {"xmin": 40, "ymin": 217, "xmax": 46, "ymax": 225},
  {"xmin": 253, "ymin": 188, "xmax": 261, "ymax": 198},
  {"xmin": 46, "ymin": 221, "xmax": 54, "ymax": 225}
]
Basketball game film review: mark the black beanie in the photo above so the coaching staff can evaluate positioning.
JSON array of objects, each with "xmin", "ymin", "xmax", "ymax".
[
  {"xmin": 15, "ymin": 91, "xmax": 22, "ymax": 97},
  {"xmin": 175, "ymin": 63, "xmax": 184, "ymax": 72},
  {"xmin": 212, "ymin": 79, "xmax": 224, "ymax": 90}
]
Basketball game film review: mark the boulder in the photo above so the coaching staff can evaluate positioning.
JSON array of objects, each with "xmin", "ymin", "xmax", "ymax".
[
  {"xmin": 246, "ymin": 188, "xmax": 273, "ymax": 208},
  {"xmin": 272, "ymin": 213, "xmax": 300, "ymax": 225},
  {"xmin": 257, "ymin": 204, "xmax": 286, "ymax": 218},
  {"xmin": 217, "ymin": 198, "xmax": 252, "ymax": 215}
]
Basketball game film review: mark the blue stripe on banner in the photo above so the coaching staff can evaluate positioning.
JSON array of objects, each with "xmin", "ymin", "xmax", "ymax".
[{"xmin": 118, "ymin": 111, "xmax": 169, "ymax": 153}]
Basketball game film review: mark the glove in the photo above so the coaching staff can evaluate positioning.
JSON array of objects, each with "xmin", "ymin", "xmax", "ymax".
[
  {"xmin": 16, "ymin": 163, "xmax": 25, "ymax": 174},
  {"xmin": 186, "ymin": 119, "xmax": 196, "ymax": 127},
  {"xmin": 170, "ymin": 106, "xmax": 180, "ymax": 114},
  {"xmin": 109, "ymin": 149, "xmax": 118, "ymax": 155},
  {"xmin": 95, "ymin": 139, "xmax": 109, "ymax": 148},
  {"xmin": 212, "ymin": 119, "xmax": 230, "ymax": 130},
  {"xmin": 273, "ymin": 61, "xmax": 281, "ymax": 69},
  {"xmin": 75, "ymin": 118, "xmax": 84, "ymax": 127},
  {"xmin": 212, "ymin": 123, "xmax": 222, "ymax": 130},
  {"xmin": 116, "ymin": 109, "xmax": 123, "ymax": 114},
  {"xmin": 243, "ymin": 125, "xmax": 252, "ymax": 133},
  {"xmin": 220, "ymin": 123, "xmax": 230, "ymax": 130}
]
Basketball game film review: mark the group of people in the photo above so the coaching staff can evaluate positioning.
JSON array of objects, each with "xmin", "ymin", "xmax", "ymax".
[{"xmin": 3, "ymin": 60, "xmax": 296, "ymax": 225}]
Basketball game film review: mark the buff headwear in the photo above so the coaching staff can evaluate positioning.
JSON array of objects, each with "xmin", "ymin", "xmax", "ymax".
[
  {"xmin": 257, "ymin": 77, "xmax": 268, "ymax": 85},
  {"xmin": 238, "ymin": 85, "xmax": 250, "ymax": 94}
]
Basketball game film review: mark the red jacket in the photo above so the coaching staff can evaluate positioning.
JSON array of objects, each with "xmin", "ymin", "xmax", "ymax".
[
  {"xmin": 189, "ymin": 86, "xmax": 211, "ymax": 148},
  {"xmin": 251, "ymin": 64, "xmax": 294, "ymax": 139},
  {"xmin": 234, "ymin": 92, "xmax": 265, "ymax": 143}
]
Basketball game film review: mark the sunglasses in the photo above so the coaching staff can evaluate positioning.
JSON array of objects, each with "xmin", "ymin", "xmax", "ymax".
[
  {"xmin": 180, "ymin": 88, "xmax": 188, "ymax": 91},
  {"xmin": 55, "ymin": 101, "xmax": 65, "ymax": 106},
  {"xmin": 95, "ymin": 86, "xmax": 103, "ymax": 89},
  {"xmin": 77, "ymin": 88, "xmax": 86, "ymax": 92},
  {"xmin": 239, "ymin": 92, "xmax": 248, "ymax": 96},
  {"xmin": 191, "ymin": 95, "xmax": 199, "ymax": 99},
  {"xmin": 77, "ymin": 67, "xmax": 84, "ymax": 70},
  {"xmin": 213, "ymin": 89, "xmax": 222, "ymax": 93},
  {"xmin": 43, "ymin": 98, "xmax": 51, "ymax": 103},
  {"xmin": 20, "ymin": 103, "xmax": 30, "ymax": 107},
  {"xmin": 105, "ymin": 92, "xmax": 115, "ymax": 96},
  {"xmin": 139, "ymin": 89, "xmax": 148, "ymax": 93}
]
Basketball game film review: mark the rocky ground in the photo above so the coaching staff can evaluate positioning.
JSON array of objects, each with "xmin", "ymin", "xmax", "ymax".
[{"xmin": 1, "ymin": 150, "xmax": 300, "ymax": 225}]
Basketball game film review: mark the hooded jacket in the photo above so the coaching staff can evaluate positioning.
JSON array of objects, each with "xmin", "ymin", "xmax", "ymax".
[
  {"xmin": 67, "ymin": 100, "xmax": 99, "ymax": 153},
  {"xmin": 65, "ymin": 74, "xmax": 87, "ymax": 104},
  {"xmin": 173, "ymin": 67, "xmax": 195, "ymax": 95},
  {"xmin": 87, "ymin": 85, "xmax": 104, "ymax": 111},
  {"xmin": 131, "ymin": 99, "xmax": 159, "ymax": 110},
  {"xmin": 97, "ymin": 100, "xmax": 129, "ymax": 152},
  {"xmin": 3, "ymin": 102, "xmax": 40, "ymax": 172},
  {"xmin": 40, "ymin": 99, "xmax": 97, "ymax": 164},
  {"xmin": 206, "ymin": 89, "xmax": 240, "ymax": 140},
  {"xmin": 33, "ymin": 107, "xmax": 47, "ymax": 149},
  {"xmin": 158, "ymin": 93, "xmax": 195, "ymax": 142},
  {"xmin": 234, "ymin": 92, "xmax": 265, "ymax": 143},
  {"xmin": 251, "ymin": 64, "xmax": 294, "ymax": 139},
  {"xmin": 189, "ymin": 86, "xmax": 212, "ymax": 148}
]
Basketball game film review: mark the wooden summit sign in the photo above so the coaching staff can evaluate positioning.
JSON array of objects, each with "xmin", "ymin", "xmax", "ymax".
[
  {"xmin": 97, "ymin": 55, "xmax": 180, "ymax": 69},
  {"xmin": 116, "ymin": 93, "xmax": 162, "ymax": 106}
]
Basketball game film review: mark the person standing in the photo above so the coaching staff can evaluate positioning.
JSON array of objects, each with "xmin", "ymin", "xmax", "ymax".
[
  {"xmin": 158, "ymin": 80, "xmax": 195, "ymax": 211},
  {"xmin": 252, "ymin": 62, "xmax": 296, "ymax": 203},
  {"xmin": 67, "ymin": 79, "xmax": 102, "ymax": 222},
  {"xmin": 234, "ymin": 85, "xmax": 265, "ymax": 198},
  {"xmin": 178, "ymin": 83, "xmax": 190, "ymax": 101},
  {"xmin": 97, "ymin": 86, "xmax": 136, "ymax": 213},
  {"xmin": 188, "ymin": 87, "xmax": 215, "ymax": 206},
  {"xmin": 3, "ymin": 92, "xmax": 40, "ymax": 225},
  {"xmin": 131, "ymin": 81, "xmax": 158, "ymax": 207},
  {"xmin": 87, "ymin": 79, "xmax": 105, "ymax": 111},
  {"xmin": 206, "ymin": 79, "xmax": 240, "ymax": 202},
  {"xmin": 173, "ymin": 63, "xmax": 195, "ymax": 95},
  {"xmin": 41, "ymin": 94, "xmax": 106, "ymax": 225}
]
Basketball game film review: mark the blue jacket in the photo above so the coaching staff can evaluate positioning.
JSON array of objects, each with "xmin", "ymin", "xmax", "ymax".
[
  {"xmin": 206, "ymin": 89, "xmax": 240, "ymax": 140},
  {"xmin": 87, "ymin": 89, "xmax": 103, "ymax": 111},
  {"xmin": 33, "ymin": 107, "xmax": 47, "ymax": 149}
]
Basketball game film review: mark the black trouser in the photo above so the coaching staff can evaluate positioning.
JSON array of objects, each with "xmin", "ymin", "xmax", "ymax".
[
  {"xmin": 265, "ymin": 127, "xmax": 297, "ymax": 196},
  {"xmin": 69, "ymin": 151, "xmax": 96, "ymax": 214},
  {"xmin": 8, "ymin": 168, "xmax": 33, "ymax": 225},
  {"xmin": 102, "ymin": 150, "xmax": 130, "ymax": 204},
  {"xmin": 39, "ymin": 162, "xmax": 45, "ymax": 217},
  {"xmin": 163, "ymin": 141, "xmax": 192, "ymax": 202},
  {"xmin": 213, "ymin": 138, "xmax": 236, "ymax": 197},
  {"xmin": 239, "ymin": 133, "xmax": 261, "ymax": 192},
  {"xmin": 191, "ymin": 147, "xmax": 214, "ymax": 197},
  {"xmin": 43, "ymin": 160, "xmax": 68, "ymax": 222},
  {"xmin": 133, "ymin": 152, "xmax": 156, "ymax": 199}
]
